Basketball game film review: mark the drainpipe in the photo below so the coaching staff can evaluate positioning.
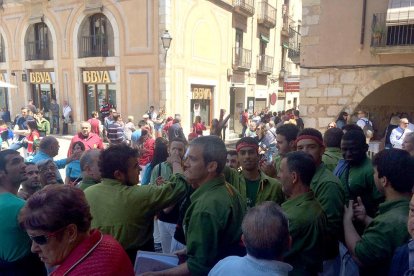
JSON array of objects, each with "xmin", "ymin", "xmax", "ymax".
[{"xmin": 361, "ymin": 0, "xmax": 367, "ymax": 47}]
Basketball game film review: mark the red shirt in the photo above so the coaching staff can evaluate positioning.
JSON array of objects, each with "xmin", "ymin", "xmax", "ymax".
[
  {"xmin": 27, "ymin": 130, "xmax": 40, "ymax": 153},
  {"xmin": 88, "ymin": 118, "xmax": 101, "ymax": 135},
  {"xmin": 51, "ymin": 229, "xmax": 134, "ymax": 276},
  {"xmin": 193, "ymin": 122, "xmax": 206, "ymax": 135},
  {"xmin": 138, "ymin": 138, "xmax": 155, "ymax": 166},
  {"xmin": 67, "ymin": 132, "xmax": 104, "ymax": 156}
]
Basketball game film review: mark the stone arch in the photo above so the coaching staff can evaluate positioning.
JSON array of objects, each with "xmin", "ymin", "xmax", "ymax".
[{"xmin": 71, "ymin": 7, "xmax": 120, "ymax": 59}]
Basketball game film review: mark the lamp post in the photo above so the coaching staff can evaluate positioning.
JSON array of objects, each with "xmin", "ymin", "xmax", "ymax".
[{"xmin": 161, "ymin": 30, "xmax": 172, "ymax": 61}]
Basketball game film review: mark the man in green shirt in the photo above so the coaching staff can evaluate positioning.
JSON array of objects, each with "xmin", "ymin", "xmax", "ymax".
[
  {"xmin": 84, "ymin": 144, "xmax": 188, "ymax": 261},
  {"xmin": 279, "ymin": 151, "xmax": 327, "ymax": 275},
  {"xmin": 0, "ymin": 150, "xmax": 45, "ymax": 275},
  {"xmin": 335, "ymin": 130, "xmax": 384, "ymax": 218},
  {"xmin": 150, "ymin": 135, "xmax": 246, "ymax": 276},
  {"xmin": 77, "ymin": 149, "xmax": 101, "ymax": 190},
  {"xmin": 296, "ymin": 128, "xmax": 345, "ymax": 268},
  {"xmin": 261, "ymin": 123, "xmax": 299, "ymax": 179},
  {"xmin": 224, "ymin": 137, "xmax": 284, "ymax": 208},
  {"xmin": 322, "ymin": 127, "xmax": 343, "ymax": 172},
  {"xmin": 343, "ymin": 149, "xmax": 413, "ymax": 275}
]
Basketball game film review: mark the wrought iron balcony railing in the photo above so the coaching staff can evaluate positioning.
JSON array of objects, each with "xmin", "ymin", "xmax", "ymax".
[
  {"xmin": 371, "ymin": 12, "xmax": 414, "ymax": 50},
  {"xmin": 233, "ymin": 47, "xmax": 252, "ymax": 71},
  {"xmin": 258, "ymin": 1, "xmax": 276, "ymax": 29},
  {"xmin": 26, "ymin": 40, "xmax": 52, "ymax": 61},
  {"xmin": 288, "ymin": 26, "xmax": 301, "ymax": 64},
  {"xmin": 257, "ymin": 54, "xmax": 274, "ymax": 75},
  {"xmin": 79, "ymin": 35, "xmax": 111, "ymax": 58},
  {"xmin": 233, "ymin": 0, "xmax": 255, "ymax": 17}
]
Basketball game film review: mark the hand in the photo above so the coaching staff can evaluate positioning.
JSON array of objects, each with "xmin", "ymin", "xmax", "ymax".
[
  {"xmin": 155, "ymin": 176, "xmax": 165, "ymax": 186},
  {"xmin": 352, "ymin": 196, "xmax": 366, "ymax": 223},
  {"xmin": 167, "ymin": 150, "xmax": 182, "ymax": 165},
  {"xmin": 344, "ymin": 200, "xmax": 354, "ymax": 222},
  {"xmin": 259, "ymin": 161, "xmax": 278, "ymax": 178}
]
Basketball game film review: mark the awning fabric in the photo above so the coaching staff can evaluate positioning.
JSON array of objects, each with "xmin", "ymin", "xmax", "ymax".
[
  {"xmin": 387, "ymin": 0, "xmax": 414, "ymax": 25},
  {"xmin": 260, "ymin": 34, "xmax": 269, "ymax": 43}
]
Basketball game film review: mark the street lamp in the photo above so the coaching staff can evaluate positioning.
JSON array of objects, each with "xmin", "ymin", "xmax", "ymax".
[{"xmin": 161, "ymin": 30, "xmax": 172, "ymax": 60}]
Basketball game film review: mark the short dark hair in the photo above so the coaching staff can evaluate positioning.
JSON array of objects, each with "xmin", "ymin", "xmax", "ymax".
[
  {"xmin": 0, "ymin": 149, "xmax": 19, "ymax": 172},
  {"xmin": 342, "ymin": 129, "xmax": 366, "ymax": 147},
  {"xmin": 190, "ymin": 136, "xmax": 227, "ymax": 174},
  {"xmin": 227, "ymin": 150, "xmax": 237, "ymax": 157},
  {"xmin": 373, "ymin": 149, "xmax": 414, "ymax": 193},
  {"xmin": 19, "ymin": 185, "xmax": 92, "ymax": 233},
  {"xmin": 72, "ymin": 141, "xmax": 85, "ymax": 151},
  {"xmin": 242, "ymin": 201, "xmax": 290, "ymax": 260},
  {"xmin": 39, "ymin": 136, "xmax": 58, "ymax": 151},
  {"xmin": 284, "ymin": 151, "xmax": 316, "ymax": 186},
  {"xmin": 276, "ymin": 124, "xmax": 299, "ymax": 143},
  {"xmin": 298, "ymin": 128, "xmax": 323, "ymax": 142},
  {"xmin": 293, "ymin": 110, "xmax": 300, "ymax": 116},
  {"xmin": 236, "ymin": 136, "xmax": 259, "ymax": 151},
  {"xmin": 342, "ymin": 124, "xmax": 363, "ymax": 133},
  {"xmin": 99, "ymin": 144, "xmax": 139, "ymax": 178},
  {"xmin": 324, "ymin": 127, "xmax": 344, "ymax": 148}
]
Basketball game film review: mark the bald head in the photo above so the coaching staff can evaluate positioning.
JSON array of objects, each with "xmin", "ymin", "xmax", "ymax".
[
  {"xmin": 80, "ymin": 149, "xmax": 101, "ymax": 181},
  {"xmin": 242, "ymin": 201, "xmax": 290, "ymax": 260}
]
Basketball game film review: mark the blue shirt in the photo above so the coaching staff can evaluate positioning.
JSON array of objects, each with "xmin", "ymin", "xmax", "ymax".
[
  {"xmin": 209, "ymin": 254, "xmax": 292, "ymax": 276},
  {"xmin": 66, "ymin": 160, "xmax": 81, "ymax": 179}
]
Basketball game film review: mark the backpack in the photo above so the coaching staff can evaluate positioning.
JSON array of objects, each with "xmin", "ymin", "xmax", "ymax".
[{"xmin": 362, "ymin": 119, "xmax": 374, "ymax": 138}]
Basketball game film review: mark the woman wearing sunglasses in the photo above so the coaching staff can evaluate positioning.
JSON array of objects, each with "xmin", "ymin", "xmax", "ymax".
[{"xmin": 19, "ymin": 185, "xmax": 134, "ymax": 275}]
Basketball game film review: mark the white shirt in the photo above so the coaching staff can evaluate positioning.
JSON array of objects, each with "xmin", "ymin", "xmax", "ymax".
[
  {"xmin": 63, "ymin": 104, "xmax": 72, "ymax": 119},
  {"xmin": 390, "ymin": 127, "xmax": 412, "ymax": 149}
]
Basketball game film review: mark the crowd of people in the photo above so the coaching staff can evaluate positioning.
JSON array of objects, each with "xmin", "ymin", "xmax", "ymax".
[{"xmin": 1, "ymin": 101, "xmax": 414, "ymax": 276}]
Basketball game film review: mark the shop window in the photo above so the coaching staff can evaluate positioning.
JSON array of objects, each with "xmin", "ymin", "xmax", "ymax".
[
  {"xmin": 84, "ymin": 83, "xmax": 116, "ymax": 121},
  {"xmin": 190, "ymin": 85, "xmax": 213, "ymax": 127},
  {"xmin": 31, "ymin": 83, "xmax": 56, "ymax": 115},
  {"xmin": 25, "ymin": 22, "xmax": 53, "ymax": 61},
  {"xmin": 78, "ymin": 13, "xmax": 114, "ymax": 58}
]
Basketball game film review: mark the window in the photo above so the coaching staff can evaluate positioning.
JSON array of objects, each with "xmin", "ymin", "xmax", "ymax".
[
  {"xmin": 25, "ymin": 23, "xmax": 53, "ymax": 60},
  {"xmin": 79, "ymin": 13, "xmax": 114, "ymax": 58}
]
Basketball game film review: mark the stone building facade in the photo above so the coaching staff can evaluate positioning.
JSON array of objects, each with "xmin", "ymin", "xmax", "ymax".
[{"xmin": 301, "ymin": 0, "xmax": 414, "ymax": 137}]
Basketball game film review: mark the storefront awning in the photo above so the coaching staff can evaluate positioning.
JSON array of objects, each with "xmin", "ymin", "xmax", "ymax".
[
  {"xmin": 386, "ymin": 0, "xmax": 414, "ymax": 25},
  {"xmin": 260, "ymin": 34, "xmax": 270, "ymax": 43},
  {"xmin": 0, "ymin": 81, "xmax": 17, "ymax": 89}
]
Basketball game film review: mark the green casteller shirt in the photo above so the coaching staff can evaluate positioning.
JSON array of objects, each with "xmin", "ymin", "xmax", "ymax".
[
  {"xmin": 282, "ymin": 191, "xmax": 327, "ymax": 276},
  {"xmin": 150, "ymin": 162, "xmax": 172, "ymax": 185},
  {"xmin": 338, "ymin": 157, "xmax": 384, "ymax": 217},
  {"xmin": 311, "ymin": 163, "xmax": 345, "ymax": 258},
  {"xmin": 37, "ymin": 118, "xmax": 50, "ymax": 135},
  {"xmin": 355, "ymin": 198, "xmax": 410, "ymax": 276},
  {"xmin": 273, "ymin": 154, "xmax": 283, "ymax": 176},
  {"xmin": 322, "ymin": 147, "xmax": 342, "ymax": 172},
  {"xmin": 223, "ymin": 166, "xmax": 285, "ymax": 208},
  {"xmin": 77, "ymin": 177, "xmax": 99, "ymax": 191},
  {"xmin": 184, "ymin": 175, "xmax": 246, "ymax": 276},
  {"xmin": 84, "ymin": 175, "xmax": 188, "ymax": 252}
]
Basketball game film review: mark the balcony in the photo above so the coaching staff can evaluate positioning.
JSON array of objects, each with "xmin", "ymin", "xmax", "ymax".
[
  {"xmin": 288, "ymin": 27, "xmax": 301, "ymax": 65},
  {"xmin": 257, "ymin": 55, "xmax": 273, "ymax": 75},
  {"xmin": 371, "ymin": 13, "xmax": 414, "ymax": 54},
  {"xmin": 233, "ymin": 47, "xmax": 252, "ymax": 71},
  {"xmin": 25, "ymin": 41, "xmax": 52, "ymax": 61},
  {"xmin": 257, "ymin": 1, "xmax": 276, "ymax": 29},
  {"xmin": 79, "ymin": 35, "xmax": 111, "ymax": 58},
  {"xmin": 233, "ymin": 0, "xmax": 255, "ymax": 17}
]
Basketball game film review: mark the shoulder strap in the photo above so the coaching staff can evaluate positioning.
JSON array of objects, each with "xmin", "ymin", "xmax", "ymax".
[{"xmin": 158, "ymin": 163, "xmax": 162, "ymax": 177}]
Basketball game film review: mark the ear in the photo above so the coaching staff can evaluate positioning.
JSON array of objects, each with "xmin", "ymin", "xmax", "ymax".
[
  {"xmin": 206, "ymin": 161, "xmax": 218, "ymax": 174},
  {"xmin": 288, "ymin": 140, "xmax": 296, "ymax": 151},
  {"xmin": 66, "ymin": 224, "xmax": 78, "ymax": 243},
  {"xmin": 291, "ymin": 171, "xmax": 298, "ymax": 184},
  {"xmin": 241, "ymin": 234, "xmax": 246, "ymax": 246},
  {"xmin": 381, "ymin": 175, "xmax": 390, "ymax": 188},
  {"xmin": 113, "ymin": 170, "xmax": 125, "ymax": 182}
]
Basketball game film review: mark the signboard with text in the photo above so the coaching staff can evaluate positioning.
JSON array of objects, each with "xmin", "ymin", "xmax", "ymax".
[
  {"xmin": 29, "ymin": 72, "xmax": 54, "ymax": 84},
  {"xmin": 83, "ymin": 70, "xmax": 112, "ymax": 84},
  {"xmin": 192, "ymin": 86, "xmax": 212, "ymax": 100}
]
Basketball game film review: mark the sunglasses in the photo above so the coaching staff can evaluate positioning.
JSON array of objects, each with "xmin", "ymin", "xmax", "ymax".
[{"xmin": 28, "ymin": 227, "xmax": 66, "ymax": 245}]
